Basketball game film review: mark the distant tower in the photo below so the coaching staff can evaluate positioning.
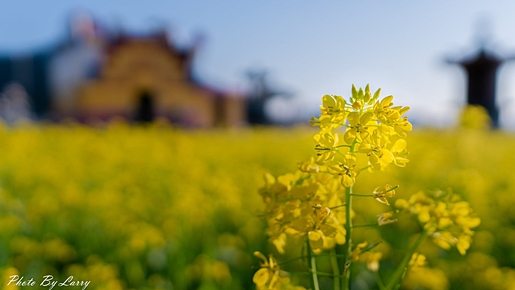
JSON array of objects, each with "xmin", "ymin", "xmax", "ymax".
[
  {"xmin": 246, "ymin": 70, "xmax": 291, "ymax": 125},
  {"xmin": 447, "ymin": 17, "xmax": 514, "ymax": 128},
  {"xmin": 246, "ymin": 71, "xmax": 271, "ymax": 124},
  {"xmin": 448, "ymin": 47, "xmax": 510, "ymax": 128}
]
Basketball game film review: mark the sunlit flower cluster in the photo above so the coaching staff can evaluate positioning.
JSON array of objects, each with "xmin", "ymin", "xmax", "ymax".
[
  {"xmin": 395, "ymin": 189, "xmax": 481, "ymax": 255},
  {"xmin": 258, "ymin": 171, "xmax": 346, "ymax": 253},
  {"xmin": 310, "ymin": 85, "xmax": 411, "ymax": 183},
  {"xmin": 256, "ymin": 85, "xmax": 418, "ymax": 290}
]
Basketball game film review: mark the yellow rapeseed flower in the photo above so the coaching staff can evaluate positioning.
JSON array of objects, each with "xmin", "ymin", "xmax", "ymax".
[
  {"xmin": 409, "ymin": 253, "xmax": 427, "ymax": 268},
  {"xmin": 327, "ymin": 154, "xmax": 357, "ymax": 187},
  {"xmin": 397, "ymin": 189, "xmax": 480, "ymax": 255},
  {"xmin": 373, "ymin": 184, "xmax": 397, "ymax": 206}
]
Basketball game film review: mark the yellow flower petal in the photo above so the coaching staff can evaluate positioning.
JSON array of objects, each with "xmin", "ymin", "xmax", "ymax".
[
  {"xmin": 272, "ymin": 233, "xmax": 287, "ymax": 254},
  {"xmin": 360, "ymin": 112, "xmax": 374, "ymax": 124},
  {"xmin": 380, "ymin": 95, "xmax": 394, "ymax": 107},
  {"xmin": 343, "ymin": 129, "xmax": 357, "ymax": 144},
  {"xmin": 347, "ymin": 112, "xmax": 360, "ymax": 126},
  {"xmin": 253, "ymin": 268, "xmax": 270, "ymax": 286},
  {"xmin": 391, "ymin": 138, "xmax": 407, "ymax": 152},
  {"xmin": 381, "ymin": 149, "xmax": 395, "ymax": 164},
  {"xmin": 319, "ymin": 224, "xmax": 338, "ymax": 238},
  {"xmin": 308, "ymin": 231, "xmax": 324, "ymax": 251},
  {"xmin": 457, "ymin": 235, "xmax": 471, "ymax": 255},
  {"xmin": 341, "ymin": 174, "xmax": 354, "ymax": 188},
  {"xmin": 322, "ymin": 95, "xmax": 336, "ymax": 110}
]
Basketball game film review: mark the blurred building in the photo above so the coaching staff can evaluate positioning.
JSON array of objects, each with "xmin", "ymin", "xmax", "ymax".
[
  {"xmin": 0, "ymin": 52, "xmax": 51, "ymax": 120},
  {"xmin": 0, "ymin": 12, "xmax": 245, "ymax": 127}
]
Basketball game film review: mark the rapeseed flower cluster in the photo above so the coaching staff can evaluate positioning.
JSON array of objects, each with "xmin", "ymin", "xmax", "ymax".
[
  {"xmin": 258, "ymin": 171, "xmax": 346, "ymax": 253},
  {"xmin": 256, "ymin": 85, "xmax": 417, "ymax": 290},
  {"xmin": 258, "ymin": 85, "xmax": 412, "ymax": 254},
  {"xmin": 310, "ymin": 84, "xmax": 411, "ymax": 176},
  {"xmin": 396, "ymin": 189, "xmax": 480, "ymax": 255},
  {"xmin": 255, "ymin": 85, "xmax": 483, "ymax": 290}
]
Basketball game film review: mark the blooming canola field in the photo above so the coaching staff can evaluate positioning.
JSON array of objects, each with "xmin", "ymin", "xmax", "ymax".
[{"xmin": 0, "ymin": 121, "xmax": 515, "ymax": 290}]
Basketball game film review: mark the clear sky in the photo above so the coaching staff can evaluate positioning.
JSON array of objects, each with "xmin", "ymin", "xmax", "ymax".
[{"xmin": 3, "ymin": 1, "xmax": 515, "ymax": 128}]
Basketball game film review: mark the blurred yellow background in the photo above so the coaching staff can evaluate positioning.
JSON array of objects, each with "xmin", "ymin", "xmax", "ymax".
[{"xmin": 0, "ymin": 121, "xmax": 513, "ymax": 289}]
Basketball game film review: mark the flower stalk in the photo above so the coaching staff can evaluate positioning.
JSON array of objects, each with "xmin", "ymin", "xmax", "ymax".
[
  {"xmin": 385, "ymin": 231, "xmax": 428, "ymax": 290},
  {"xmin": 330, "ymin": 249, "xmax": 341, "ymax": 290},
  {"xmin": 343, "ymin": 185, "xmax": 353, "ymax": 290},
  {"xmin": 306, "ymin": 239, "xmax": 321, "ymax": 290}
]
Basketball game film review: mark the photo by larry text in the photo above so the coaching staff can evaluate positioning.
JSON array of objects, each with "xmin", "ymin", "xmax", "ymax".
[{"xmin": 7, "ymin": 275, "xmax": 91, "ymax": 290}]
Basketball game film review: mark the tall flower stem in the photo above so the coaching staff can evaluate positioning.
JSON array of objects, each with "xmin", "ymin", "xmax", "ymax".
[
  {"xmin": 385, "ymin": 230, "xmax": 428, "ymax": 290},
  {"xmin": 306, "ymin": 239, "xmax": 320, "ymax": 290},
  {"xmin": 330, "ymin": 249, "xmax": 341, "ymax": 290},
  {"xmin": 343, "ymin": 184, "xmax": 353, "ymax": 290},
  {"xmin": 342, "ymin": 140, "xmax": 358, "ymax": 290}
]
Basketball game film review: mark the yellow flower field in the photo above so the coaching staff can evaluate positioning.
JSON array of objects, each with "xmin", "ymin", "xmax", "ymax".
[{"xmin": 0, "ymin": 120, "xmax": 514, "ymax": 289}]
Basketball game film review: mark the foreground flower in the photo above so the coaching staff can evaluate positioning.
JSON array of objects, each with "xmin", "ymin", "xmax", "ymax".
[
  {"xmin": 327, "ymin": 153, "xmax": 357, "ymax": 187},
  {"xmin": 314, "ymin": 131, "xmax": 339, "ymax": 164},
  {"xmin": 310, "ymin": 85, "xmax": 411, "ymax": 175}
]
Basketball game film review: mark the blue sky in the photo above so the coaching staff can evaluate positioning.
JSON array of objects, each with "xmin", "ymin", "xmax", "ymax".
[{"xmin": 3, "ymin": 1, "xmax": 515, "ymax": 128}]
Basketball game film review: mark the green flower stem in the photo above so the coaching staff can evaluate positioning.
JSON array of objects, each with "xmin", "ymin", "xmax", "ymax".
[
  {"xmin": 374, "ymin": 271, "xmax": 386, "ymax": 290},
  {"xmin": 357, "ymin": 165, "xmax": 371, "ymax": 176},
  {"xmin": 306, "ymin": 239, "xmax": 320, "ymax": 290},
  {"xmin": 385, "ymin": 230, "xmax": 429, "ymax": 290},
  {"xmin": 343, "ymin": 185, "xmax": 353, "ymax": 290},
  {"xmin": 342, "ymin": 139, "xmax": 359, "ymax": 290},
  {"xmin": 350, "ymin": 193, "xmax": 374, "ymax": 197},
  {"xmin": 330, "ymin": 249, "xmax": 341, "ymax": 290},
  {"xmin": 297, "ymin": 271, "xmax": 340, "ymax": 277},
  {"xmin": 329, "ymin": 204, "xmax": 347, "ymax": 210},
  {"xmin": 279, "ymin": 253, "xmax": 350, "ymax": 266},
  {"xmin": 386, "ymin": 185, "xmax": 399, "ymax": 192},
  {"xmin": 352, "ymin": 223, "xmax": 378, "ymax": 228}
]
